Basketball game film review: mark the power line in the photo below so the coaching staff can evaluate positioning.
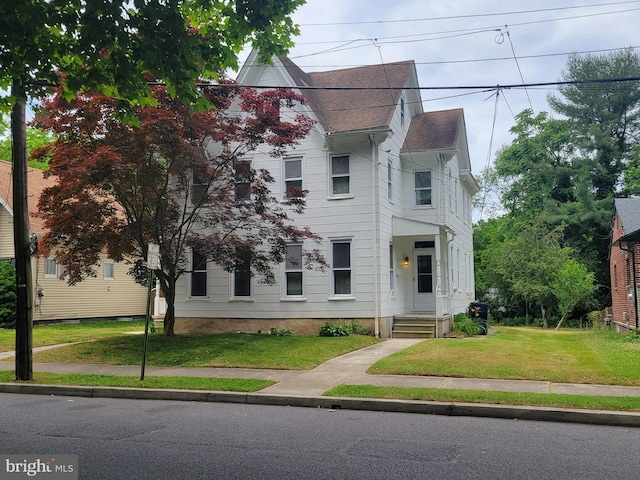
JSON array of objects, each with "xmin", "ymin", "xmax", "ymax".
[
  {"xmin": 297, "ymin": 1, "xmax": 640, "ymax": 26},
  {"xmin": 195, "ymin": 76, "xmax": 640, "ymax": 92}
]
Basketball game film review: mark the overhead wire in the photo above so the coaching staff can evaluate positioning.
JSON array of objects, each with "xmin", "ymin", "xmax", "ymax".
[{"xmin": 297, "ymin": 1, "xmax": 640, "ymax": 26}]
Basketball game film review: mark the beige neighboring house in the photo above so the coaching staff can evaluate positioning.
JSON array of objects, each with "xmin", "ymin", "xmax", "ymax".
[{"xmin": 0, "ymin": 160, "xmax": 147, "ymax": 323}]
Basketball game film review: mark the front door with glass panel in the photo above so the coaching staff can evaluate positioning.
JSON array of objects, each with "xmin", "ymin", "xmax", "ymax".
[{"xmin": 413, "ymin": 252, "xmax": 435, "ymax": 311}]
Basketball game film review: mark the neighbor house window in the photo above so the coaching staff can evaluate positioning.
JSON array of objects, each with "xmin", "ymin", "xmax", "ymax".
[
  {"xmin": 414, "ymin": 171, "xmax": 432, "ymax": 205},
  {"xmin": 400, "ymin": 97, "xmax": 405, "ymax": 126},
  {"xmin": 233, "ymin": 248, "xmax": 251, "ymax": 297},
  {"xmin": 284, "ymin": 244, "xmax": 303, "ymax": 297},
  {"xmin": 330, "ymin": 154, "xmax": 350, "ymax": 196},
  {"xmin": 103, "ymin": 262, "xmax": 114, "ymax": 280},
  {"xmin": 614, "ymin": 264, "xmax": 618, "ymax": 289},
  {"xmin": 234, "ymin": 160, "xmax": 252, "ymax": 201},
  {"xmin": 190, "ymin": 250, "xmax": 207, "ymax": 297},
  {"xmin": 331, "ymin": 240, "xmax": 352, "ymax": 296},
  {"xmin": 44, "ymin": 258, "xmax": 58, "ymax": 278},
  {"xmin": 284, "ymin": 157, "xmax": 303, "ymax": 198}
]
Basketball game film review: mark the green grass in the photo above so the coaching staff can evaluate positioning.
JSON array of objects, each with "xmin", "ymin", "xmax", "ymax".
[
  {"xmin": 369, "ymin": 327, "xmax": 640, "ymax": 386},
  {"xmin": 325, "ymin": 384, "xmax": 640, "ymax": 412},
  {"xmin": 0, "ymin": 320, "xmax": 146, "ymax": 352},
  {"xmin": 0, "ymin": 371, "xmax": 273, "ymax": 392},
  {"xmin": 23, "ymin": 331, "xmax": 380, "ymax": 370}
]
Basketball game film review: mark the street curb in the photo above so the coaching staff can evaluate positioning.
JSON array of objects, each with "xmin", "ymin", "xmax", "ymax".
[{"xmin": 2, "ymin": 383, "xmax": 640, "ymax": 427}]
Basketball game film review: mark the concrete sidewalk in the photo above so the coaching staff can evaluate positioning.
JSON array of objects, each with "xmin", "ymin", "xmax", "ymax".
[{"xmin": 2, "ymin": 339, "xmax": 640, "ymax": 426}]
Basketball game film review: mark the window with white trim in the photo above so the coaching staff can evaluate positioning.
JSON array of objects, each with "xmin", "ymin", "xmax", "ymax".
[
  {"xmin": 284, "ymin": 243, "xmax": 303, "ymax": 297},
  {"xmin": 234, "ymin": 160, "xmax": 252, "ymax": 201},
  {"xmin": 400, "ymin": 97, "xmax": 405, "ymax": 126},
  {"xmin": 103, "ymin": 262, "xmax": 114, "ymax": 280},
  {"xmin": 414, "ymin": 171, "xmax": 432, "ymax": 206},
  {"xmin": 389, "ymin": 244, "xmax": 395, "ymax": 294},
  {"xmin": 190, "ymin": 250, "xmax": 207, "ymax": 297},
  {"xmin": 190, "ymin": 168, "xmax": 208, "ymax": 205},
  {"xmin": 284, "ymin": 157, "xmax": 303, "ymax": 199},
  {"xmin": 331, "ymin": 240, "xmax": 352, "ymax": 295},
  {"xmin": 330, "ymin": 154, "xmax": 350, "ymax": 196},
  {"xmin": 233, "ymin": 248, "xmax": 251, "ymax": 297},
  {"xmin": 44, "ymin": 258, "xmax": 58, "ymax": 278}
]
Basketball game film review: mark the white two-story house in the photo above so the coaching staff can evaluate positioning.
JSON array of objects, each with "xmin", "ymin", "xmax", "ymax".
[{"xmin": 173, "ymin": 51, "xmax": 479, "ymax": 338}]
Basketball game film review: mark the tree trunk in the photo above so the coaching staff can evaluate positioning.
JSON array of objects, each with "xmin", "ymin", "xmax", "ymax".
[
  {"xmin": 162, "ymin": 275, "xmax": 176, "ymax": 336},
  {"xmin": 555, "ymin": 314, "xmax": 567, "ymax": 331},
  {"xmin": 11, "ymin": 80, "xmax": 33, "ymax": 381},
  {"xmin": 541, "ymin": 304, "xmax": 548, "ymax": 329}
]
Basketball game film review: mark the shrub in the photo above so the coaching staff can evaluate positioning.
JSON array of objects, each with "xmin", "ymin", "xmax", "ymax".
[
  {"xmin": 318, "ymin": 322, "xmax": 353, "ymax": 337},
  {"xmin": 270, "ymin": 327, "xmax": 293, "ymax": 336},
  {"xmin": 453, "ymin": 314, "xmax": 483, "ymax": 337},
  {"xmin": 0, "ymin": 262, "xmax": 16, "ymax": 328}
]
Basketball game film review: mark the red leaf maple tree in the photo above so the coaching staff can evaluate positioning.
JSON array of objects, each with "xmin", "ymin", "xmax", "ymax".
[{"xmin": 32, "ymin": 79, "xmax": 324, "ymax": 335}]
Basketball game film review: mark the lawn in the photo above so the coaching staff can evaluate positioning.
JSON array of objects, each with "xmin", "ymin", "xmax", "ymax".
[
  {"xmin": 324, "ymin": 384, "xmax": 640, "ymax": 412},
  {"xmin": 16, "ymin": 331, "xmax": 380, "ymax": 370},
  {"xmin": 0, "ymin": 320, "xmax": 147, "ymax": 352},
  {"xmin": 0, "ymin": 371, "xmax": 274, "ymax": 392},
  {"xmin": 369, "ymin": 327, "xmax": 640, "ymax": 386}
]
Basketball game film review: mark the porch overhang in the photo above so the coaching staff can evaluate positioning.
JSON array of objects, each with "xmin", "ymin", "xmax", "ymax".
[{"xmin": 392, "ymin": 216, "xmax": 440, "ymax": 237}]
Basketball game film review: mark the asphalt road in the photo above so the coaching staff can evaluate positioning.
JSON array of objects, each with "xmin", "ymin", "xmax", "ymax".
[{"xmin": 1, "ymin": 393, "xmax": 639, "ymax": 479}]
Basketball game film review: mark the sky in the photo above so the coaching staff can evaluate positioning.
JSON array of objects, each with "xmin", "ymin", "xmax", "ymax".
[{"xmin": 237, "ymin": 0, "xmax": 640, "ymax": 215}]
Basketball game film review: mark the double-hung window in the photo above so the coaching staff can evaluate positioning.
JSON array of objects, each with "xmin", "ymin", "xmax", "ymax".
[
  {"xmin": 331, "ymin": 240, "xmax": 352, "ymax": 296},
  {"xmin": 414, "ymin": 171, "xmax": 432, "ymax": 206},
  {"xmin": 284, "ymin": 244, "xmax": 303, "ymax": 297},
  {"xmin": 44, "ymin": 258, "xmax": 58, "ymax": 278},
  {"xmin": 284, "ymin": 157, "xmax": 303, "ymax": 199},
  {"xmin": 103, "ymin": 262, "xmax": 115, "ymax": 280},
  {"xmin": 330, "ymin": 154, "xmax": 350, "ymax": 196},
  {"xmin": 389, "ymin": 244, "xmax": 395, "ymax": 294},
  {"xmin": 233, "ymin": 248, "xmax": 251, "ymax": 298},
  {"xmin": 190, "ymin": 250, "xmax": 207, "ymax": 297},
  {"xmin": 190, "ymin": 168, "xmax": 208, "ymax": 205},
  {"xmin": 234, "ymin": 160, "xmax": 252, "ymax": 201}
]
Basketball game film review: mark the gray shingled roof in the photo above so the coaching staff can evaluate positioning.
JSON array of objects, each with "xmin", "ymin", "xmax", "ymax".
[
  {"xmin": 615, "ymin": 197, "xmax": 640, "ymax": 242},
  {"xmin": 401, "ymin": 108, "xmax": 463, "ymax": 152},
  {"xmin": 280, "ymin": 58, "xmax": 414, "ymax": 134}
]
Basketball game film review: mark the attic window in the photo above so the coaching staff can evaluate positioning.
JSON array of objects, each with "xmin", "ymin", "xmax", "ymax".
[{"xmin": 400, "ymin": 97, "xmax": 405, "ymax": 126}]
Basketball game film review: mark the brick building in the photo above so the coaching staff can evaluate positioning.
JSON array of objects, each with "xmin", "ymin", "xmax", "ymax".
[{"xmin": 610, "ymin": 198, "xmax": 640, "ymax": 332}]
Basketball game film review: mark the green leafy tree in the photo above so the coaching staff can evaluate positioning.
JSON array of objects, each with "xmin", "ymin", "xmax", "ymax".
[
  {"xmin": 0, "ymin": 262, "xmax": 16, "ymax": 329},
  {"xmin": 552, "ymin": 259, "xmax": 598, "ymax": 330},
  {"xmin": 492, "ymin": 109, "xmax": 613, "ymax": 308},
  {"xmin": 1, "ymin": 0, "xmax": 305, "ymax": 379},
  {"xmin": 494, "ymin": 220, "xmax": 572, "ymax": 328},
  {"xmin": 493, "ymin": 110, "xmax": 575, "ymax": 216},
  {"xmin": 473, "ymin": 216, "xmax": 519, "ymax": 315},
  {"xmin": 0, "ymin": 115, "xmax": 54, "ymax": 169},
  {"xmin": 548, "ymin": 48, "xmax": 640, "ymax": 199},
  {"xmin": 622, "ymin": 144, "xmax": 640, "ymax": 196}
]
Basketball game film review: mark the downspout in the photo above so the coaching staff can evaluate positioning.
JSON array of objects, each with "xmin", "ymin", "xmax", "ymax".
[{"xmin": 369, "ymin": 134, "xmax": 381, "ymax": 338}]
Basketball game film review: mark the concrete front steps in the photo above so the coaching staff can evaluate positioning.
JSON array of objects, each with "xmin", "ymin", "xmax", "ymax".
[{"xmin": 392, "ymin": 314, "xmax": 437, "ymax": 339}]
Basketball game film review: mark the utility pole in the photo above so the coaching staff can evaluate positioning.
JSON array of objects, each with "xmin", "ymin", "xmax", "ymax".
[{"xmin": 12, "ymin": 80, "xmax": 33, "ymax": 381}]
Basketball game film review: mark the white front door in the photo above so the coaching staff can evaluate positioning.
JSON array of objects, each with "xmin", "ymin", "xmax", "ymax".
[{"xmin": 413, "ymin": 251, "xmax": 435, "ymax": 312}]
